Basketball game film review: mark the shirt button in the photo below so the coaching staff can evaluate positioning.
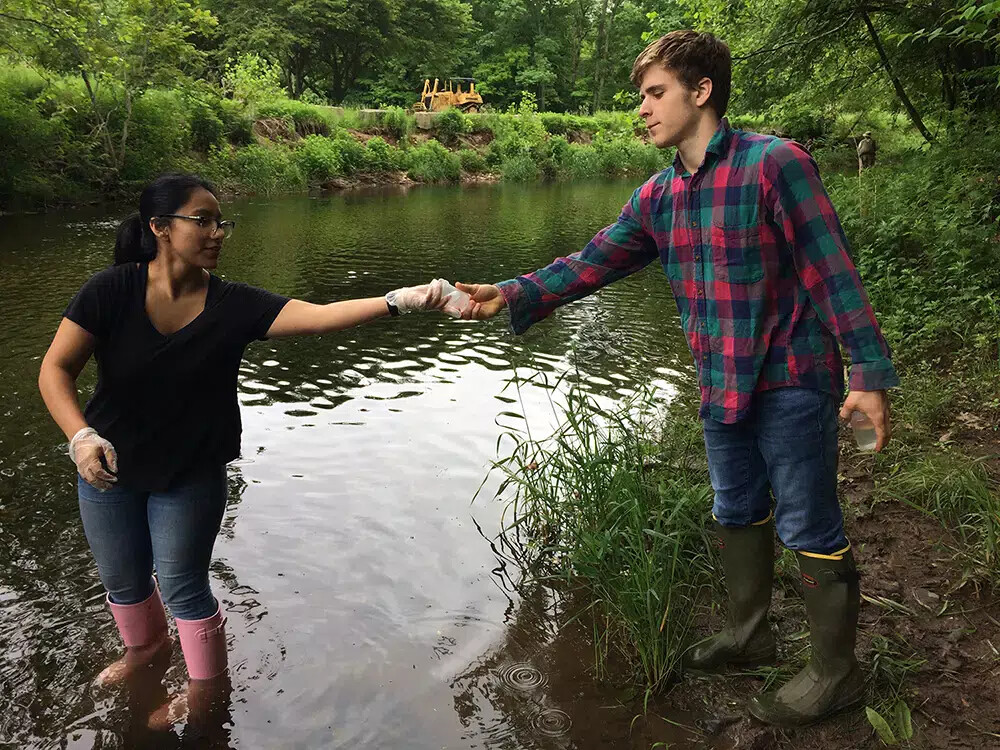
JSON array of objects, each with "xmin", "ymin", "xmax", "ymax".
[{"xmin": 690, "ymin": 220, "xmax": 698, "ymax": 228}]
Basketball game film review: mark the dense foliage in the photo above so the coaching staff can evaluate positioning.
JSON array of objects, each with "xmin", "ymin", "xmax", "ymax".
[{"xmin": 1, "ymin": 0, "xmax": 998, "ymax": 361}]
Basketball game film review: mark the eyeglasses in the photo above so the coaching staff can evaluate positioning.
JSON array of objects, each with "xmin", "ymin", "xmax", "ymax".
[{"xmin": 158, "ymin": 214, "xmax": 236, "ymax": 239}]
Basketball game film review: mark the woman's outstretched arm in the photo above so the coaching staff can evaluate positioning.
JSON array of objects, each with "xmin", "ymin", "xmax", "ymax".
[{"xmin": 265, "ymin": 281, "xmax": 447, "ymax": 338}]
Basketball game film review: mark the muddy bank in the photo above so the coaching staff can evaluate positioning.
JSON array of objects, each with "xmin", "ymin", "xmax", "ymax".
[
  {"xmin": 662, "ymin": 421, "xmax": 1000, "ymax": 749},
  {"xmin": 319, "ymin": 170, "xmax": 501, "ymax": 192}
]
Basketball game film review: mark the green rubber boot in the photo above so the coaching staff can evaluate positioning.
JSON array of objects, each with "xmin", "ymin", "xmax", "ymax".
[
  {"xmin": 684, "ymin": 519, "xmax": 777, "ymax": 672},
  {"xmin": 749, "ymin": 549, "xmax": 865, "ymax": 727}
]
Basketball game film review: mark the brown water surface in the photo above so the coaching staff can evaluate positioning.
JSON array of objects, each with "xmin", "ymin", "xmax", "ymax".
[{"xmin": 0, "ymin": 181, "xmax": 712, "ymax": 749}]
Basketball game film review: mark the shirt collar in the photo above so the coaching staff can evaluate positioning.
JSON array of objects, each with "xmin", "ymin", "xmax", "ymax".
[{"xmin": 672, "ymin": 117, "xmax": 733, "ymax": 176}]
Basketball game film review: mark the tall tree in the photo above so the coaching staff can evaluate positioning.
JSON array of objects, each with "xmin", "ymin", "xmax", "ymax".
[
  {"xmin": 208, "ymin": 0, "xmax": 474, "ymax": 103},
  {"xmin": 0, "ymin": 0, "xmax": 216, "ymax": 175}
]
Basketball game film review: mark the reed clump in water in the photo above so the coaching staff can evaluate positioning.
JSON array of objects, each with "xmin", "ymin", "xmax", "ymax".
[{"xmin": 486, "ymin": 382, "xmax": 717, "ymax": 692}]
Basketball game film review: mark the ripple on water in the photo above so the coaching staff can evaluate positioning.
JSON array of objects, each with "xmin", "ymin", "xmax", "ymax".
[
  {"xmin": 532, "ymin": 707, "xmax": 573, "ymax": 737},
  {"xmin": 495, "ymin": 661, "xmax": 548, "ymax": 692}
]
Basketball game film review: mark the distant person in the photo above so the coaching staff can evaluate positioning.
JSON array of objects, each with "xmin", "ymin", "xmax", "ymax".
[
  {"xmin": 453, "ymin": 31, "xmax": 897, "ymax": 727},
  {"xmin": 37, "ymin": 173, "xmax": 450, "ymax": 728},
  {"xmin": 857, "ymin": 131, "xmax": 877, "ymax": 172}
]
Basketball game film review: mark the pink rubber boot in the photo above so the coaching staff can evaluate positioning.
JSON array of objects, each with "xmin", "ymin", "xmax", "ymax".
[
  {"xmin": 96, "ymin": 584, "xmax": 171, "ymax": 687},
  {"xmin": 148, "ymin": 603, "xmax": 229, "ymax": 730},
  {"xmin": 176, "ymin": 604, "xmax": 228, "ymax": 680}
]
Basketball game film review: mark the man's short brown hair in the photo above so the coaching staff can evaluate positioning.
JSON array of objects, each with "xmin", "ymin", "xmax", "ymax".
[{"xmin": 631, "ymin": 30, "xmax": 732, "ymax": 117}]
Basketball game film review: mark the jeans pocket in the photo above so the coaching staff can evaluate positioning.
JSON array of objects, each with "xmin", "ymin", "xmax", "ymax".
[
  {"xmin": 758, "ymin": 387, "xmax": 837, "ymax": 443},
  {"xmin": 710, "ymin": 224, "xmax": 765, "ymax": 284},
  {"xmin": 77, "ymin": 474, "xmax": 130, "ymax": 503}
]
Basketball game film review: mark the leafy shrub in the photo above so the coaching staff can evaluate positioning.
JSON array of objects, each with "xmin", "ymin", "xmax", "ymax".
[
  {"xmin": 540, "ymin": 112, "xmax": 569, "ymax": 134},
  {"xmin": 382, "ymin": 106, "xmax": 413, "ymax": 141},
  {"xmin": 434, "ymin": 108, "xmax": 467, "ymax": 145},
  {"xmin": 189, "ymin": 101, "xmax": 225, "ymax": 152},
  {"xmin": 211, "ymin": 143, "xmax": 304, "ymax": 194},
  {"xmin": 539, "ymin": 134, "xmax": 572, "ymax": 177},
  {"xmin": 331, "ymin": 131, "xmax": 366, "ymax": 174},
  {"xmin": 491, "ymin": 109, "xmax": 547, "ymax": 162},
  {"xmin": 592, "ymin": 132, "xmax": 664, "ymax": 177},
  {"xmin": 222, "ymin": 53, "xmax": 284, "ymax": 109},
  {"xmin": 0, "ymin": 65, "xmax": 46, "ymax": 100},
  {"xmin": 767, "ymin": 100, "xmax": 833, "ymax": 140},
  {"xmin": 299, "ymin": 89, "xmax": 329, "ymax": 106},
  {"xmin": 0, "ymin": 88, "xmax": 70, "ymax": 207},
  {"xmin": 592, "ymin": 110, "xmax": 640, "ymax": 137},
  {"xmin": 564, "ymin": 144, "xmax": 601, "ymax": 179},
  {"xmin": 407, "ymin": 139, "xmax": 460, "ymax": 182},
  {"xmin": 257, "ymin": 99, "xmax": 335, "ymax": 137},
  {"xmin": 823, "ymin": 124, "xmax": 1000, "ymax": 360},
  {"xmin": 363, "ymin": 136, "xmax": 406, "ymax": 173},
  {"xmin": 458, "ymin": 148, "xmax": 488, "ymax": 174},
  {"xmin": 217, "ymin": 99, "xmax": 255, "ymax": 145},
  {"xmin": 295, "ymin": 134, "xmax": 342, "ymax": 182},
  {"xmin": 464, "ymin": 112, "xmax": 493, "ymax": 134},
  {"xmin": 501, "ymin": 153, "xmax": 539, "ymax": 182},
  {"xmin": 123, "ymin": 89, "xmax": 191, "ymax": 182}
]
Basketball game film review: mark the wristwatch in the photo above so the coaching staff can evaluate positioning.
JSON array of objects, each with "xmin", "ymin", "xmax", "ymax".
[{"xmin": 385, "ymin": 293, "xmax": 400, "ymax": 317}]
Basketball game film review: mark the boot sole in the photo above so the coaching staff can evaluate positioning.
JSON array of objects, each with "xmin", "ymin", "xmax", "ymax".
[{"xmin": 748, "ymin": 692, "xmax": 865, "ymax": 729}]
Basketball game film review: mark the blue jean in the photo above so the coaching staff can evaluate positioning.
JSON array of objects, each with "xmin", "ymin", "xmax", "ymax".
[
  {"xmin": 77, "ymin": 464, "xmax": 227, "ymax": 621},
  {"xmin": 702, "ymin": 387, "xmax": 848, "ymax": 555}
]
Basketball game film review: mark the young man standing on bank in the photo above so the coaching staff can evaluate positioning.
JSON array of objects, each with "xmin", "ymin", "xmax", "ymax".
[{"xmin": 455, "ymin": 30, "xmax": 898, "ymax": 726}]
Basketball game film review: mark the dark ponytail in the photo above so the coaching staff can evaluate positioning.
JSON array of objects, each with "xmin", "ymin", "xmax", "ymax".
[
  {"xmin": 113, "ymin": 173, "xmax": 218, "ymax": 265},
  {"xmin": 114, "ymin": 212, "xmax": 154, "ymax": 265}
]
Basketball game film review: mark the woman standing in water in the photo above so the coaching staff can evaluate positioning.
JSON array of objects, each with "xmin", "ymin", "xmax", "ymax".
[{"xmin": 37, "ymin": 173, "xmax": 448, "ymax": 727}]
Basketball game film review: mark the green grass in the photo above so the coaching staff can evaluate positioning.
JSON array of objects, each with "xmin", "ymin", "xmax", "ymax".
[
  {"xmin": 406, "ymin": 139, "xmax": 460, "ymax": 182},
  {"xmin": 864, "ymin": 635, "xmax": 924, "ymax": 745},
  {"xmin": 483, "ymin": 380, "xmax": 716, "ymax": 691},
  {"xmin": 876, "ymin": 450, "xmax": 999, "ymax": 587},
  {"xmin": 864, "ymin": 356, "xmax": 1000, "ymax": 588}
]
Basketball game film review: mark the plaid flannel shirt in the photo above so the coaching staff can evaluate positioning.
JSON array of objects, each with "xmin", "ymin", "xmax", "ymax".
[{"xmin": 497, "ymin": 118, "xmax": 898, "ymax": 423}]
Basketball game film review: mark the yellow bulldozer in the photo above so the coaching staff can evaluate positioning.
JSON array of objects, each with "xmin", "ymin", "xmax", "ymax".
[{"xmin": 413, "ymin": 78, "xmax": 483, "ymax": 113}]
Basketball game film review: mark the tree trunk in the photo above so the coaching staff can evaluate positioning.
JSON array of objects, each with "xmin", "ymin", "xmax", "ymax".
[
  {"xmin": 860, "ymin": 8, "xmax": 934, "ymax": 142},
  {"xmin": 592, "ymin": 0, "xmax": 623, "ymax": 113},
  {"xmin": 327, "ymin": 48, "xmax": 343, "ymax": 102},
  {"xmin": 591, "ymin": 0, "xmax": 610, "ymax": 113},
  {"xmin": 568, "ymin": 0, "xmax": 590, "ymax": 96},
  {"xmin": 80, "ymin": 70, "xmax": 118, "ymax": 172},
  {"xmin": 937, "ymin": 55, "xmax": 956, "ymax": 110},
  {"xmin": 289, "ymin": 51, "xmax": 307, "ymax": 98}
]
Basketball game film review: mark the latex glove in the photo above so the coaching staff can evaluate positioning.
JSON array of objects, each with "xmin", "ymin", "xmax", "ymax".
[
  {"xmin": 438, "ymin": 279, "xmax": 474, "ymax": 319},
  {"xmin": 385, "ymin": 278, "xmax": 447, "ymax": 314},
  {"xmin": 69, "ymin": 427, "xmax": 118, "ymax": 490}
]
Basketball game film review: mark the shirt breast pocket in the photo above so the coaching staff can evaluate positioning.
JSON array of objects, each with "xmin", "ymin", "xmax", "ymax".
[{"xmin": 710, "ymin": 224, "xmax": 765, "ymax": 284}]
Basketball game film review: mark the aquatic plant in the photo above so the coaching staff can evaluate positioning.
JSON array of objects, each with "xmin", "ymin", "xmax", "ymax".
[{"xmin": 484, "ymin": 378, "xmax": 716, "ymax": 690}]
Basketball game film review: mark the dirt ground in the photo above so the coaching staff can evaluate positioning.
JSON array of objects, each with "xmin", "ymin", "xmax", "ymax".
[{"xmin": 670, "ymin": 421, "xmax": 1000, "ymax": 749}]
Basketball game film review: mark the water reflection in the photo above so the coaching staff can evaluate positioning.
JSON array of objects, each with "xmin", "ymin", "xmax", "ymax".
[
  {"xmin": 450, "ymin": 579, "xmax": 703, "ymax": 750},
  {"xmin": 0, "ymin": 180, "xmax": 699, "ymax": 748}
]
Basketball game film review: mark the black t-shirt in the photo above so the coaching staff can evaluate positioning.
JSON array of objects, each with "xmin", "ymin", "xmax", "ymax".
[{"xmin": 64, "ymin": 262, "xmax": 289, "ymax": 491}]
